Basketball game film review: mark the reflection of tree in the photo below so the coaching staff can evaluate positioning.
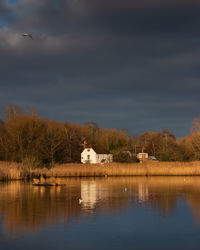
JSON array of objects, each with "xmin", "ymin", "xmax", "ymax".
[
  {"xmin": 138, "ymin": 177, "xmax": 200, "ymax": 219},
  {"xmin": 125, "ymin": 177, "xmax": 178, "ymax": 217},
  {"xmin": 0, "ymin": 179, "xmax": 131, "ymax": 236},
  {"xmin": 147, "ymin": 191, "xmax": 177, "ymax": 218},
  {"xmin": 1, "ymin": 177, "xmax": 200, "ymax": 236},
  {"xmin": 0, "ymin": 181, "xmax": 81, "ymax": 235},
  {"xmin": 186, "ymin": 181, "xmax": 200, "ymax": 225},
  {"xmin": 187, "ymin": 192, "xmax": 200, "ymax": 223}
]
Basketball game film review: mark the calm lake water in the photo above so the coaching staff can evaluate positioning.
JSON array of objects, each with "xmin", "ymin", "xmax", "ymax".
[{"xmin": 1, "ymin": 176, "xmax": 200, "ymax": 250}]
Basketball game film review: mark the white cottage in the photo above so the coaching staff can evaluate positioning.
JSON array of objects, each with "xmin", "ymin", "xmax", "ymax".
[{"xmin": 81, "ymin": 146, "xmax": 113, "ymax": 164}]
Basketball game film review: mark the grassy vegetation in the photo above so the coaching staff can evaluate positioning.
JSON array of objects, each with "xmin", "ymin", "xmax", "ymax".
[
  {"xmin": 1, "ymin": 161, "xmax": 200, "ymax": 181},
  {"xmin": 0, "ymin": 162, "xmax": 30, "ymax": 181},
  {"xmin": 41, "ymin": 161, "xmax": 200, "ymax": 177}
]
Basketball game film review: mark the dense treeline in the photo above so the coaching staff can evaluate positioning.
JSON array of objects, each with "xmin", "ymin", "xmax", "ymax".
[{"xmin": 0, "ymin": 105, "xmax": 200, "ymax": 167}]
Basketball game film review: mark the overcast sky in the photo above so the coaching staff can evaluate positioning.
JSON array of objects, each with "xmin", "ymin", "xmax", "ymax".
[{"xmin": 1, "ymin": 0, "xmax": 200, "ymax": 137}]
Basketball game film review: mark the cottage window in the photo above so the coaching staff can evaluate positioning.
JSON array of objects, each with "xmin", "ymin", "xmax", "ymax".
[
  {"xmin": 87, "ymin": 155, "xmax": 90, "ymax": 160},
  {"xmin": 87, "ymin": 149, "xmax": 90, "ymax": 152}
]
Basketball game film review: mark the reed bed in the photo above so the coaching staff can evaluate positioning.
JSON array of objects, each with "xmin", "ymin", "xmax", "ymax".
[
  {"xmin": 1, "ymin": 161, "xmax": 200, "ymax": 181},
  {"xmin": 0, "ymin": 162, "xmax": 30, "ymax": 181},
  {"xmin": 33, "ymin": 161, "xmax": 200, "ymax": 178}
]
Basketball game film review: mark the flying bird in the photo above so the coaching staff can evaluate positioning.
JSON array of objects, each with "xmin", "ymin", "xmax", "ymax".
[{"xmin": 23, "ymin": 33, "xmax": 33, "ymax": 39}]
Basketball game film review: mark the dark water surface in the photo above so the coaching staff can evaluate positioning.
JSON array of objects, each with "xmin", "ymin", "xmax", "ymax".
[{"xmin": 1, "ymin": 177, "xmax": 200, "ymax": 250}]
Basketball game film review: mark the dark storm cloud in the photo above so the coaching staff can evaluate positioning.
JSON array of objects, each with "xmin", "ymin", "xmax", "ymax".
[
  {"xmin": 0, "ymin": 2, "xmax": 14, "ymax": 26},
  {"xmin": 1, "ymin": 0, "xmax": 200, "ymax": 136}
]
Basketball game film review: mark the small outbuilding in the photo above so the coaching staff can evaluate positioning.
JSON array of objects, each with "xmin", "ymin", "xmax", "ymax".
[
  {"xmin": 81, "ymin": 146, "xmax": 113, "ymax": 164},
  {"xmin": 137, "ymin": 152, "xmax": 149, "ymax": 161},
  {"xmin": 135, "ymin": 147, "xmax": 148, "ymax": 162}
]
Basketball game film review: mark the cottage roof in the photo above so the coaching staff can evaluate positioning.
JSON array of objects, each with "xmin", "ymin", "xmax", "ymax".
[{"xmin": 85, "ymin": 145, "xmax": 110, "ymax": 154}]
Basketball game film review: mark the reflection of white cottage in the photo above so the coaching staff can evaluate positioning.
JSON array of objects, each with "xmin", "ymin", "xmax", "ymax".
[
  {"xmin": 80, "ymin": 181, "xmax": 108, "ymax": 210},
  {"xmin": 81, "ymin": 146, "xmax": 113, "ymax": 164}
]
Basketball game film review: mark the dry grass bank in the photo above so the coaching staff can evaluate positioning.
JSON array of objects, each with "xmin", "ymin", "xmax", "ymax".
[
  {"xmin": 33, "ymin": 161, "xmax": 200, "ymax": 178},
  {"xmin": 0, "ymin": 162, "xmax": 30, "ymax": 181},
  {"xmin": 1, "ymin": 161, "xmax": 200, "ymax": 181}
]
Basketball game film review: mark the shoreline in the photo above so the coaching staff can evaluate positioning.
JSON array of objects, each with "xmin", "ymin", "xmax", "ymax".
[{"xmin": 1, "ymin": 161, "xmax": 200, "ymax": 181}]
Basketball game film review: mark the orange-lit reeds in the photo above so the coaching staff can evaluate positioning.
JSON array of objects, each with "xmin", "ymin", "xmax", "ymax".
[
  {"xmin": 32, "ymin": 161, "xmax": 200, "ymax": 178},
  {"xmin": 1, "ymin": 161, "xmax": 200, "ymax": 181},
  {"xmin": 0, "ymin": 162, "xmax": 30, "ymax": 181}
]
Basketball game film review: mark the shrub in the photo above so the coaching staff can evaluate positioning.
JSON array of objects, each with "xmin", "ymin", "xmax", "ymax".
[{"xmin": 113, "ymin": 151, "xmax": 139, "ymax": 163}]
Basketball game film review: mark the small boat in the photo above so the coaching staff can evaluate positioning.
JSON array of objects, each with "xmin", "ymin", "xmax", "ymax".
[{"xmin": 32, "ymin": 183, "xmax": 65, "ymax": 187}]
